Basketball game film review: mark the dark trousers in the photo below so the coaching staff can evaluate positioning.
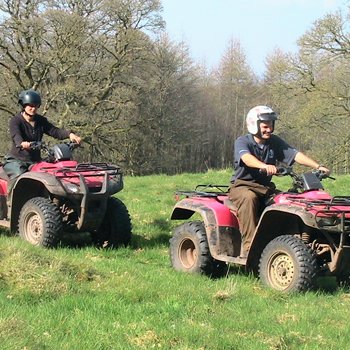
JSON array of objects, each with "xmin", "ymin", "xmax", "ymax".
[{"xmin": 3, "ymin": 155, "xmax": 33, "ymax": 179}]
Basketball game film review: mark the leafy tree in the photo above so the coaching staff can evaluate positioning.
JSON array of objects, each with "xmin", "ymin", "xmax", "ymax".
[{"xmin": 123, "ymin": 35, "xmax": 206, "ymax": 174}]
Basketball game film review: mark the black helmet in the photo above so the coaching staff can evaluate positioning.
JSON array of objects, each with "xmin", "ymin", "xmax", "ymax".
[{"xmin": 18, "ymin": 90, "xmax": 41, "ymax": 108}]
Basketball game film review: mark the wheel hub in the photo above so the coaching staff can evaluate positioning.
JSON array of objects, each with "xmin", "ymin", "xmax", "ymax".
[
  {"xmin": 269, "ymin": 253, "xmax": 295, "ymax": 290},
  {"xmin": 25, "ymin": 213, "xmax": 43, "ymax": 244},
  {"xmin": 179, "ymin": 238, "xmax": 197, "ymax": 268}
]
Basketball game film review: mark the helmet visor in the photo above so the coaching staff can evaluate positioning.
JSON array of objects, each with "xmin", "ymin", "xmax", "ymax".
[{"xmin": 258, "ymin": 112, "xmax": 277, "ymax": 121}]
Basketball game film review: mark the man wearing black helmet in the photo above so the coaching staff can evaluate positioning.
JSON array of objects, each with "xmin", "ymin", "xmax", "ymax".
[
  {"xmin": 229, "ymin": 105, "xmax": 330, "ymax": 257},
  {"xmin": 3, "ymin": 89, "xmax": 81, "ymax": 179}
]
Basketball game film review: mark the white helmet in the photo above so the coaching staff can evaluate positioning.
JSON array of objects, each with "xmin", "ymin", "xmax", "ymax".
[{"xmin": 246, "ymin": 105, "xmax": 278, "ymax": 135}]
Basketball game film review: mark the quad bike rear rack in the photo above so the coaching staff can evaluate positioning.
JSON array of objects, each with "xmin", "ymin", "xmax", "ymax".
[
  {"xmin": 38, "ymin": 162, "xmax": 121, "ymax": 178},
  {"xmin": 175, "ymin": 184, "xmax": 229, "ymax": 199}
]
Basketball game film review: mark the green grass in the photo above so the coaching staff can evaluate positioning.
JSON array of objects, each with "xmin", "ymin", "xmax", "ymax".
[{"xmin": 1, "ymin": 169, "xmax": 350, "ymax": 349}]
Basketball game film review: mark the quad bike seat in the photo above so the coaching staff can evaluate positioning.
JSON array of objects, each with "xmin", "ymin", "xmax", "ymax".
[{"xmin": 0, "ymin": 167, "xmax": 9, "ymax": 181}]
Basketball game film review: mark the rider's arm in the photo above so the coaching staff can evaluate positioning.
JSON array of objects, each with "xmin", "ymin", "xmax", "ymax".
[
  {"xmin": 235, "ymin": 135, "xmax": 278, "ymax": 176},
  {"xmin": 241, "ymin": 153, "xmax": 277, "ymax": 175},
  {"xmin": 41, "ymin": 116, "xmax": 71, "ymax": 140},
  {"xmin": 294, "ymin": 152, "xmax": 330, "ymax": 174},
  {"xmin": 42, "ymin": 117, "xmax": 81, "ymax": 144},
  {"xmin": 241, "ymin": 153, "xmax": 267, "ymax": 168},
  {"xmin": 9, "ymin": 115, "xmax": 25, "ymax": 147}
]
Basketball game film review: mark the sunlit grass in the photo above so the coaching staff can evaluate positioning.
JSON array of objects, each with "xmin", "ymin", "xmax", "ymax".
[{"xmin": 0, "ymin": 169, "xmax": 350, "ymax": 349}]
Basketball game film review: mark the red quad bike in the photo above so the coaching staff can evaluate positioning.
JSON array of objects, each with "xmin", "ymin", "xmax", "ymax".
[
  {"xmin": 0, "ymin": 141, "xmax": 132, "ymax": 248},
  {"xmin": 169, "ymin": 167, "xmax": 350, "ymax": 292}
]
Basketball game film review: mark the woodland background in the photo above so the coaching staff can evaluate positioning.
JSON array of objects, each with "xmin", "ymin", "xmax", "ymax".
[{"xmin": 0, "ymin": 0, "xmax": 350, "ymax": 175}]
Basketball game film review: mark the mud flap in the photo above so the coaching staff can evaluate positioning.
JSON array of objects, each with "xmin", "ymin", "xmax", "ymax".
[
  {"xmin": 328, "ymin": 247, "xmax": 350, "ymax": 275},
  {"xmin": 0, "ymin": 195, "xmax": 7, "ymax": 219}
]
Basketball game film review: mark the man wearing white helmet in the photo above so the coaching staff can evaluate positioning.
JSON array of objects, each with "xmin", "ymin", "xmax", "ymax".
[{"xmin": 229, "ymin": 105, "xmax": 330, "ymax": 257}]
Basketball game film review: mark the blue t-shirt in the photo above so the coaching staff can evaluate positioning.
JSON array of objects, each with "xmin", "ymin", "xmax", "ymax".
[{"xmin": 231, "ymin": 134, "xmax": 298, "ymax": 185}]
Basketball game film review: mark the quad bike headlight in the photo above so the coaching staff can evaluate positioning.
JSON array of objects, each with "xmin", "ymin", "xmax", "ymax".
[
  {"xmin": 317, "ymin": 216, "xmax": 339, "ymax": 227},
  {"xmin": 62, "ymin": 182, "xmax": 80, "ymax": 194}
]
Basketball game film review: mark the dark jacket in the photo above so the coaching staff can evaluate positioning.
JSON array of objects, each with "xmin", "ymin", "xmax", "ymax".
[{"xmin": 8, "ymin": 112, "xmax": 71, "ymax": 162}]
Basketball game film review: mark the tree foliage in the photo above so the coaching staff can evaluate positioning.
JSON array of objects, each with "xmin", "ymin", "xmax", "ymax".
[
  {"xmin": 264, "ymin": 8, "xmax": 350, "ymax": 173},
  {"xmin": 0, "ymin": 1, "xmax": 350, "ymax": 174}
]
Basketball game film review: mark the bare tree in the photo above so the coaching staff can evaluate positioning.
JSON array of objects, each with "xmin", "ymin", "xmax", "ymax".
[
  {"xmin": 213, "ymin": 38, "xmax": 258, "ymax": 168},
  {"xmin": 264, "ymin": 10, "xmax": 350, "ymax": 172},
  {"xmin": 0, "ymin": 0, "xmax": 164, "ymax": 163}
]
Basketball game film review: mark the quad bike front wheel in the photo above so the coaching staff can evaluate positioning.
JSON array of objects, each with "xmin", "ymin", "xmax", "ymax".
[
  {"xmin": 169, "ymin": 221, "xmax": 227, "ymax": 277},
  {"xmin": 91, "ymin": 197, "xmax": 132, "ymax": 248},
  {"xmin": 259, "ymin": 235, "xmax": 317, "ymax": 292},
  {"xmin": 18, "ymin": 197, "xmax": 63, "ymax": 248}
]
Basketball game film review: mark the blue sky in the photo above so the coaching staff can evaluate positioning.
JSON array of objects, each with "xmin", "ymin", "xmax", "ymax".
[{"xmin": 161, "ymin": 0, "xmax": 349, "ymax": 75}]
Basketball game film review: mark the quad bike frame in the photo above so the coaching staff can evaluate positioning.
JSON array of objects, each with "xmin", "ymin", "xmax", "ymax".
[
  {"xmin": 0, "ymin": 142, "xmax": 132, "ymax": 248},
  {"xmin": 170, "ymin": 169, "xmax": 350, "ymax": 292}
]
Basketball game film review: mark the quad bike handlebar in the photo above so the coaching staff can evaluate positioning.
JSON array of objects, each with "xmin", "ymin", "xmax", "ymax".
[
  {"xmin": 17, "ymin": 141, "xmax": 81, "ymax": 163},
  {"xmin": 258, "ymin": 166, "xmax": 291, "ymax": 176},
  {"xmin": 28, "ymin": 141, "xmax": 43, "ymax": 150},
  {"xmin": 260, "ymin": 166, "xmax": 333, "ymax": 180},
  {"xmin": 261, "ymin": 166, "xmax": 334, "ymax": 192},
  {"xmin": 28, "ymin": 141, "xmax": 80, "ymax": 151},
  {"xmin": 17, "ymin": 141, "xmax": 81, "ymax": 151}
]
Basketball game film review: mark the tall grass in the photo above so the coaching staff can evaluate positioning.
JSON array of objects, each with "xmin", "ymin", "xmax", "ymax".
[{"xmin": 1, "ymin": 169, "xmax": 350, "ymax": 349}]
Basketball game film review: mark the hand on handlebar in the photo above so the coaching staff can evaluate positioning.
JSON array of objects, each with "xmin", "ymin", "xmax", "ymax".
[
  {"xmin": 69, "ymin": 133, "xmax": 82, "ymax": 144},
  {"xmin": 261, "ymin": 164, "xmax": 278, "ymax": 176},
  {"xmin": 318, "ymin": 165, "xmax": 331, "ymax": 176},
  {"xmin": 16, "ymin": 141, "xmax": 43, "ymax": 150},
  {"xmin": 314, "ymin": 168, "xmax": 335, "ymax": 180},
  {"xmin": 259, "ymin": 165, "xmax": 291, "ymax": 176},
  {"xmin": 20, "ymin": 141, "xmax": 32, "ymax": 150}
]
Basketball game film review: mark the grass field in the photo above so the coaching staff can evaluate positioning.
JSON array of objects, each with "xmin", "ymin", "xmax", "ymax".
[{"xmin": 1, "ymin": 169, "xmax": 350, "ymax": 349}]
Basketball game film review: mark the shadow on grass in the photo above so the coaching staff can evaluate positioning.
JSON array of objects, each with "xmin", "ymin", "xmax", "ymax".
[
  {"xmin": 315, "ymin": 277, "xmax": 339, "ymax": 294},
  {"xmin": 57, "ymin": 218, "xmax": 173, "ymax": 250},
  {"xmin": 59, "ymin": 233, "xmax": 172, "ymax": 250},
  {"xmin": 0, "ymin": 228, "xmax": 12, "ymax": 237},
  {"xmin": 152, "ymin": 218, "xmax": 172, "ymax": 231},
  {"xmin": 217, "ymin": 264, "xmax": 344, "ymax": 294},
  {"xmin": 131, "ymin": 233, "xmax": 170, "ymax": 249},
  {"xmin": 130, "ymin": 218, "xmax": 173, "ymax": 248},
  {"xmin": 59, "ymin": 232, "xmax": 92, "ymax": 249}
]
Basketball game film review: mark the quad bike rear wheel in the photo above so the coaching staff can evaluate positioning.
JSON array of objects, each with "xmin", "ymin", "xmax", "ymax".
[
  {"xmin": 18, "ymin": 197, "xmax": 63, "ymax": 248},
  {"xmin": 170, "ymin": 221, "xmax": 227, "ymax": 277},
  {"xmin": 259, "ymin": 235, "xmax": 317, "ymax": 292},
  {"xmin": 91, "ymin": 197, "xmax": 132, "ymax": 248}
]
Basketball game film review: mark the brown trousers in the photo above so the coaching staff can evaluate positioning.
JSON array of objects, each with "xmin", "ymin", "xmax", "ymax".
[{"xmin": 228, "ymin": 179, "xmax": 276, "ymax": 253}]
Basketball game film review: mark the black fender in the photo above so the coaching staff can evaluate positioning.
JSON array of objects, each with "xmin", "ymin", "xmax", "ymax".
[
  {"xmin": 12, "ymin": 172, "xmax": 67, "ymax": 196},
  {"xmin": 8, "ymin": 173, "xmax": 67, "ymax": 232},
  {"xmin": 250, "ymin": 204, "xmax": 316, "ymax": 258}
]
